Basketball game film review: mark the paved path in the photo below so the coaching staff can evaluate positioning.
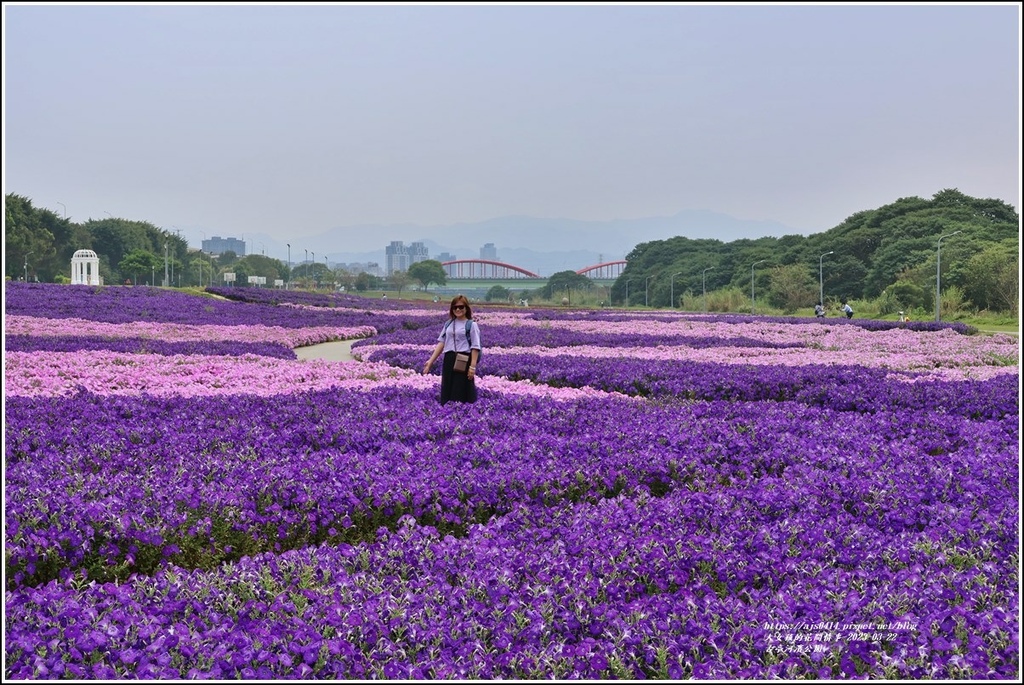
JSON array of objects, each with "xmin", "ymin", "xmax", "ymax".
[
  {"xmin": 292, "ymin": 326, "xmax": 1019, "ymax": 362},
  {"xmin": 294, "ymin": 339, "xmax": 360, "ymax": 362}
]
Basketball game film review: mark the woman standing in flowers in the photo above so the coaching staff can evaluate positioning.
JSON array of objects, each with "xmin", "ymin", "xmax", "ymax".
[{"xmin": 422, "ymin": 294, "xmax": 482, "ymax": 404}]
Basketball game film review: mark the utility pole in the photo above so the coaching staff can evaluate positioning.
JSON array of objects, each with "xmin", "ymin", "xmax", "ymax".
[
  {"xmin": 702, "ymin": 267, "xmax": 715, "ymax": 313},
  {"xmin": 935, "ymin": 231, "xmax": 962, "ymax": 321},
  {"xmin": 751, "ymin": 260, "xmax": 767, "ymax": 314}
]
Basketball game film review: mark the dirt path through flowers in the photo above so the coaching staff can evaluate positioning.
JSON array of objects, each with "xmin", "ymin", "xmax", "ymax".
[{"xmin": 294, "ymin": 339, "xmax": 360, "ymax": 362}]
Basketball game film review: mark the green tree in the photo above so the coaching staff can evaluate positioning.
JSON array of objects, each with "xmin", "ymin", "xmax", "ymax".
[
  {"xmin": 486, "ymin": 285, "xmax": 511, "ymax": 302},
  {"xmin": 542, "ymin": 270, "xmax": 595, "ymax": 301},
  {"xmin": 119, "ymin": 249, "xmax": 161, "ymax": 285},
  {"xmin": 335, "ymin": 269, "xmax": 356, "ymax": 292},
  {"xmin": 190, "ymin": 255, "xmax": 212, "ymax": 288},
  {"xmin": 87, "ymin": 218, "xmax": 157, "ymax": 275},
  {"xmin": 881, "ymin": 281, "xmax": 927, "ymax": 314},
  {"xmin": 354, "ymin": 271, "xmax": 379, "ymax": 292},
  {"xmin": 229, "ymin": 264, "xmax": 250, "ymax": 288},
  {"xmin": 959, "ymin": 242, "xmax": 1019, "ymax": 313},
  {"xmin": 389, "ymin": 270, "xmax": 412, "ymax": 295},
  {"xmin": 238, "ymin": 255, "xmax": 286, "ymax": 287},
  {"xmin": 5, "ymin": 194, "xmax": 58, "ymax": 281},
  {"xmin": 408, "ymin": 260, "xmax": 448, "ymax": 290},
  {"xmin": 766, "ymin": 264, "xmax": 817, "ymax": 313}
]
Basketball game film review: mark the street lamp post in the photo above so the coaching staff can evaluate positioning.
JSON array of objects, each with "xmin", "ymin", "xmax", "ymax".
[
  {"xmin": 164, "ymin": 242, "xmax": 169, "ymax": 287},
  {"xmin": 152, "ymin": 265, "xmax": 155, "ymax": 286},
  {"xmin": 935, "ymin": 230, "xmax": 962, "ymax": 322},
  {"xmin": 624, "ymin": 279, "xmax": 633, "ymax": 307},
  {"xmin": 702, "ymin": 267, "xmax": 715, "ymax": 313},
  {"xmin": 304, "ymin": 249, "xmax": 308, "ymax": 284},
  {"xmin": 670, "ymin": 271, "xmax": 682, "ymax": 309},
  {"xmin": 56, "ymin": 202, "xmax": 66, "ymax": 220},
  {"xmin": 751, "ymin": 260, "xmax": 767, "ymax": 314},
  {"xmin": 645, "ymin": 276, "xmax": 653, "ymax": 307},
  {"xmin": 23, "ymin": 251, "xmax": 33, "ymax": 282},
  {"xmin": 819, "ymin": 251, "xmax": 833, "ymax": 308},
  {"xmin": 287, "ymin": 244, "xmax": 291, "ymax": 289}
]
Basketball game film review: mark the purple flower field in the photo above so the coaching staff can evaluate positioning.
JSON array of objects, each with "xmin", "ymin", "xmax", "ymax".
[{"xmin": 4, "ymin": 283, "xmax": 1020, "ymax": 679}]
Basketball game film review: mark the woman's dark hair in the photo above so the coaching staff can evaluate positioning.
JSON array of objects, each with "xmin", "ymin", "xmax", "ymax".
[{"xmin": 449, "ymin": 295, "xmax": 473, "ymax": 319}]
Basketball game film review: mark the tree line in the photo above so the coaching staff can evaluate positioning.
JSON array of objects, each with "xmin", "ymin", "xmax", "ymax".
[
  {"xmin": 4, "ymin": 193, "xmax": 450, "ymax": 293},
  {"xmin": 613, "ymin": 188, "xmax": 1018, "ymax": 315},
  {"xmin": 5, "ymin": 188, "xmax": 1019, "ymax": 314}
]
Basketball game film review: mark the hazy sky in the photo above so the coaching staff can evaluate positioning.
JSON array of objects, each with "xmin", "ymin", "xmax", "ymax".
[{"xmin": 3, "ymin": 2, "xmax": 1021, "ymax": 254}]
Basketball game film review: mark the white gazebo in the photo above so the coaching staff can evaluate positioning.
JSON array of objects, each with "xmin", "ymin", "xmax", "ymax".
[{"xmin": 70, "ymin": 249, "xmax": 102, "ymax": 285}]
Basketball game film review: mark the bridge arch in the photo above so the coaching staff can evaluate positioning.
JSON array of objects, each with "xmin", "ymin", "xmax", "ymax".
[
  {"xmin": 576, "ymin": 260, "xmax": 627, "ymax": 279},
  {"xmin": 442, "ymin": 259, "xmax": 540, "ymax": 279}
]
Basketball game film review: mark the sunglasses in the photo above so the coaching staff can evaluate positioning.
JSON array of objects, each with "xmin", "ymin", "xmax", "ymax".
[{"xmin": 453, "ymin": 305, "xmax": 466, "ymax": 310}]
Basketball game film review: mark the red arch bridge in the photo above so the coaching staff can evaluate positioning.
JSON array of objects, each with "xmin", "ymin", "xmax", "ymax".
[{"xmin": 441, "ymin": 259, "xmax": 626, "ymax": 280}]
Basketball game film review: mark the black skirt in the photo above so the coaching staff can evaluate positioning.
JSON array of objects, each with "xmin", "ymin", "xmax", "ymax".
[{"xmin": 439, "ymin": 350, "xmax": 477, "ymax": 405}]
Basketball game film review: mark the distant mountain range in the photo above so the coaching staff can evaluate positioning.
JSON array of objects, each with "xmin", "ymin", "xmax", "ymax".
[{"xmin": 252, "ymin": 210, "xmax": 802, "ymax": 277}]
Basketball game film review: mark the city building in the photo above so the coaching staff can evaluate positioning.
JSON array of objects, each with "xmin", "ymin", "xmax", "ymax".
[
  {"xmin": 338, "ymin": 262, "xmax": 383, "ymax": 277},
  {"xmin": 409, "ymin": 241, "xmax": 429, "ymax": 266},
  {"xmin": 385, "ymin": 241, "xmax": 431, "ymax": 275},
  {"xmin": 202, "ymin": 236, "xmax": 246, "ymax": 256},
  {"xmin": 437, "ymin": 252, "xmax": 456, "ymax": 263},
  {"xmin": 480, "ymin": 243, "xmax": 498, "ymax": 261},
  {"xmin": 385, "ymin": 241, "xmax": 409, "ymax": 276}
]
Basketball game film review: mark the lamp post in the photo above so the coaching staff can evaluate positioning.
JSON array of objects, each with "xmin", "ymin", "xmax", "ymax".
[
  {"xmin": 645, "ymin": 276, "xmax": 653, "ymax": 307},
  {"xmin": 23, "ymin": 251, "xmax": 33, "ymax": 282},
  {"xmin": 819, "ymin": 251, "xmax": 833, "ymax": 308},
  {"xmin": 312, "ymin": 252, "xmax": 316, "ymax": 288},
  {"xmin": 935, "ymin": 230, "xmax": 962, "ymax": 321},
  {"xmin": 56, "ymin": 202, "xmax": 66, "ymax": 220},
  {"xmin": 751, "ymin": 260, "xmax": 767, "ymax": 314},
  {"xmin": 670, "ymin": 271, "xmax": 682, "ymax": 309},
  {"xmin": 702, "ymin": 267, "xmax": 715, "ymax": 313},
  {"xmin": 304, "ymin": 249, "xmax": 308, "ymax": 284},
  {"xmin": 104, "ymin": 211, "xmax": 113, "ymax": 218},
  {"xmin": 152, "ymin": 265, "xmax": 155, "ymax": 286},
  {"xmin": 287, "ymin": 244, "xmax": 291, "ymax": 289},
  {"xmin": 624, "ymin": 279, "xmax": 633, "ymax": 307},
  {"xmin": 164, "ymin": 241, "xmax": 169, "ymax": 287}
]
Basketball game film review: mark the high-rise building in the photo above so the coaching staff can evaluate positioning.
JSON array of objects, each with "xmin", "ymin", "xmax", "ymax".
[
  {"xmin": 480, "ymin": 243, "xmax": 498, "ymax": 261},
  {"xmin": 202, "ymin": 236, "xmax": 246, "ymax": 256},
  {"xmin": 437, "ymin": 252, "xmax": 456, "ymax": 263},
  {"xmin": 385, "ymin": 241, "xmax": 410, "ymax": 276},
  {"xmin": 409, "ymin": 241, "xmax": 430, "ymax": 266},
  {"xmin": 386, "ymin": 241, "xmax": 431, "ymax": 275}
]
